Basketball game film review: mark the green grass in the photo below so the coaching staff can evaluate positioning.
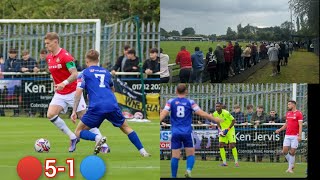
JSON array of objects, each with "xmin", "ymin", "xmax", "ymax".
[
  {"xmin": 0, "ymin": 117, "xmax": 159, "ymax": 180},
  {"xmin": 160, "ymin": 160, "xmax": 307, "ymax": 178},
  {"xmin": 244, "ymin": 51, "xmax": 319, "ymax": 83}
]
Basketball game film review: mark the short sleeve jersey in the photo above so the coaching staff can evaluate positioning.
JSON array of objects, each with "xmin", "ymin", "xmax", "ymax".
[
  {"xmin": 47, "ymin": 48, "xmax": 76, "ymax": 94},
  {"xmin": 164, "ymin": 97, "xmax": 200, "ymax": 134}
]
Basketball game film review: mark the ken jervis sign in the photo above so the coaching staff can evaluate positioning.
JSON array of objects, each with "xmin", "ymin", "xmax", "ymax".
[
  {"xmin": 236, "ymin": 131, "xmax": 281, "ymax": 141},
  {"xmin": 24, "ymin": 82, "xmax": 54, "ymax": 93}
]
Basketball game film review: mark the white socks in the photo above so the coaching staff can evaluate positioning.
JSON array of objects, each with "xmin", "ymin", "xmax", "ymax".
[
  {"xmin": 139, "ymin": 148, "xmax": 147, "ymax": 154},
  {"xmin": 90, "ymin": 128, "xmax": 107, "ymax": 147},
  {"xmin": 285, "ymin": 153, "xmax": 295, "ymax": 170},
  {"xmin": 50, "ymin": 115, "xmax": 77, "ymax": 140}
]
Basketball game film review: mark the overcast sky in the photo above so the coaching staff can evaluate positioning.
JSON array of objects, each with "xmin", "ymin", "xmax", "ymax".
[{"xmin": 160, "ymin": 0, "xmax": 292, "ymax": 35}]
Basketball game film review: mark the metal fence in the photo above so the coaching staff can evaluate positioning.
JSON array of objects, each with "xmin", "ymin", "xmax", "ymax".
[
  {"xmin": 160, "ymin": 83, "xmax": 308, "ymax": 120},
  {"xmin": 0, "ymin": 20, "xmax": 160, "ymax": 68}
]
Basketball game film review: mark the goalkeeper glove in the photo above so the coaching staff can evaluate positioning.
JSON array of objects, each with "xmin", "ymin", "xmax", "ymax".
[{"xmin": 223, "ymin": 128, "xmax": 230, "ymax": 135}]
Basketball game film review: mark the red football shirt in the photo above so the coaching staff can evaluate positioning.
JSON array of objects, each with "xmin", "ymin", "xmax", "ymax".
[
  {"xmin": 176, "ymin": 50, "xmax": 192, "ymax": 69},
  {"xmin": 47, "ymin": 48, "xmax": 77, "ymax": 95},
  {"xmin": 285, "ymin": 110, "xmax": 303, "ymax": 135}
]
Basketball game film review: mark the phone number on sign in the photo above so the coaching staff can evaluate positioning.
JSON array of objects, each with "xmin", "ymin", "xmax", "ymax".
[{"xmin": 131, "ymin": 84, "xmax": 161, "ymax": 91}]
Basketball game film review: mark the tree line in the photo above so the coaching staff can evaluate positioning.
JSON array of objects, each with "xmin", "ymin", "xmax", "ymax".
[{"xmin": 0, "ymin": 0, "xmax": 159, "ymax": 23}]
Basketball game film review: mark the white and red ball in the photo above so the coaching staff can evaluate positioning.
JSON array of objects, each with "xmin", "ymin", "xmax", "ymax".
[{"xmin": 34, "ymin": 138, "xmax": 50, "ymax": 153}]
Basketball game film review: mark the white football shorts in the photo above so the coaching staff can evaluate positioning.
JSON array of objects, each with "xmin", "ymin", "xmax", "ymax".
[{"xmin": 49, "ymin": 91, "xmax": 86, "ymax": 114}]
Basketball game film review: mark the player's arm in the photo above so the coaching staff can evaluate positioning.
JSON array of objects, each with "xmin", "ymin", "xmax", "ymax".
[
  {"xmin": 55, "ymin": 61, "xmax": 78, "ymax": 91},
  {"xmin": 298, "ymin": 112, "xmax": 303, "ymax": 142},
  {"xmin": 194, "ymin": 109, "xmax": 221, "ymax": 125},
  {"xmin": 160, "ymin": 109, "xmax": 169, "ymax": 122},
  {"xmin": 275, "ymin": 120, "xmax": 287, "ymax": 134},
  {"xmin": 70, "ymin": 72, "xmax": 85, "ymax": 123}
]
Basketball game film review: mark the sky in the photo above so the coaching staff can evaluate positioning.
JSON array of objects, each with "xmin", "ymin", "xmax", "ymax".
[{"xmin": 160, "ymin": 0, "xmax": 292, "ymax": 35}]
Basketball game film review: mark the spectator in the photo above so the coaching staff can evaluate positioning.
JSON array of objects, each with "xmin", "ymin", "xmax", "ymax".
[
  {"xmin": 251, "ymin": 105, "xmax": 267, "ymax": 126},
  {"xmin": 160, "ymin": 48, "xmax": 170, "ymax": 83},
  {"xmin": 266, "ymin": 110, "xmax": 281, "ymax": 123},
  {"xmin": 123, "ymin": 48, "xmax": 139, "ymax": 78},
  {"xmin": 19, "ymin": 50, "xmax": 39, "ymax": 73},
  {"xmin": 38, "ymin": 49, "xmax": 48, "ymax": 72},
  {"xmin": 175, "ymin": 46, "xmax": 192, "ymax": 83},
  {"xmin": 143, "ymin": 48, "xmax": 160, "ymax": 78},
  {"xmin": 224, "ymin": 41, "xmax": 234, "ymax": 77},
  {"xmin": 233, "ymin": 42, "xmax": 242, "ymax": 75},
  {"xmin": 0, "ymin": 54, "xmax": 4, "ymax": 79},
  {"xmin": 244, "ymin": 104, "xmax": 254, "ymax": 124},
  {"xmin": 279, "ymin": 42, "xmax": 286, "ymax": 67},
  {"xmin": 251, "ymin": 42, "xmax": 257, "ymax": 66},
  {"xmin": 4, "ymin": 48, "xmax": 20, "ymax": 72},
  {"xmin": 214, "ymin": 44, "xmax": 225, "ymax": 83},
  {"xmin": 111, "ymin": 45, "xmax": 130, "ymax": 76},
  {"xmin": 284, "ymin": 42, "xmax": 289, "ymax": 66},
  {"xmin": 231, "ymin": 104, "xmax": 245, "ymax": 124},
  {"xmin": 289, "ymin": 41, "xmax": 293, "ymax": 55},
  {"xmin": 191, "ymin": 46, "xmax": 204, "ymax": 83},
  {"xmin": 259, "ymin": 42, "xmax": 267, "ymax": 60},
  {"xmin": 267, "ymin": 43, "xmax": 279, "ymax": 77},
  {"xmin": 243, "ymin": 45, "xmax": 251, "ymax": 69},
  {"xmin": 205, "ymin": 47, "xmax": 217, "ymax": 83}
]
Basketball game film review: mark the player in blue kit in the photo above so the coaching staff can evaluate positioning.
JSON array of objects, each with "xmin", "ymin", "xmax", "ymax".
[
  {"xmin": 160, "ymin": 84, "xmax": 222, "ymax": 178},
  {"xmin": 71, "ymin": 49, "xmax": 150, "ymax": 157}
]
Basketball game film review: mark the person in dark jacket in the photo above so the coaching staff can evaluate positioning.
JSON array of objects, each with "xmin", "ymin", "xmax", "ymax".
[
  {"xmin": 191, "ymin": 46, "xmax": 204, "ymax": 83},
  {"xmin": 233, "ymin": 42, "xmax": 242, "ymax": 74},
  {"xmin": 19, "ymin": 50, "xmax": 39, "ymax": 73},
  {"xmin": 4, "ymin": 48, "xmax": 20, "ymax": 72},
  {"xmin": 205, "ymin": 47, "xmax": 217, "ymax": 83},
  {"xmin": 214, "ymin": 44, "xmax": 225, "ymax": 83},
  {"xmin": 143, "ymin": 48, "xmax": 160, "ymax": 79},
  {"xmin": 123, "ymin": 48, "xmax": 139, "ymax": 78},
  {"xmin": 266, "ymin": 110, "xmax": 281, "ymax": 123},
  {"xmin": 38, "ymin": 49, "xmax": 48, "ymax": 72},
  {"xmin": 111, "ymin": 45, "xmax": 131, "ymax": 76}
]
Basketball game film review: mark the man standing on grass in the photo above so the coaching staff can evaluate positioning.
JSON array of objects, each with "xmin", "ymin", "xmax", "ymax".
[{"xmin": 275, "ymin": 100, "xmax": 303, "ymax": 173}]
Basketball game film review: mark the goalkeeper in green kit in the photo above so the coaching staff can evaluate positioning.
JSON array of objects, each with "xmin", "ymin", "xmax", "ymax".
[{"xmin": 212, "ymin": 102, "xmax": 239, "ymax": 167}]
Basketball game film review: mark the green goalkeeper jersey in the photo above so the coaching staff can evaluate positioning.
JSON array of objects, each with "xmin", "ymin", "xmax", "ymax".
[{"xmin": 213, "ymin": 109, "xmax": 235, "ymax": 134}]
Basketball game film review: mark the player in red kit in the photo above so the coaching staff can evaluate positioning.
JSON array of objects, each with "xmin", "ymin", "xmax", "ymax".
[
  {"xmin": 275, "ymin": 100, "xmax": 303, "ymax": 173},
  {"xmin": 44, "ymin": 32, "xmax": 109, "ymax": 152}
]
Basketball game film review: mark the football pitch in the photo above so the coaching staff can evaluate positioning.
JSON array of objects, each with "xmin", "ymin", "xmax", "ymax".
[
  {"xmin": 160, "ymin": 160, "xmax": 307, "ymax": 178},
  {"xmin": 0, "ymin": 117, "xmax": 159, "ymax": 180}
]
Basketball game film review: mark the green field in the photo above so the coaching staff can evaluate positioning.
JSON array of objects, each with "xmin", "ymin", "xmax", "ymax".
[
  {"xmin": 0, "ymin": 117, "xmax": 159, "ymax": 180},
  {"xmin": 160, "ymin": 160, "xmax": 307, "ymax": 178},
  {"xmin": 244, "ymin": 51, "xmax": 319, "ymax": 83}
]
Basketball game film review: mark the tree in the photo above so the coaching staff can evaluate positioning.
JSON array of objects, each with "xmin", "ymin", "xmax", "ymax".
[
  {"xmin": 289, "ymin": 0, "xmax": 319, "ymax": 35},
  {"xmin": 0, "ymin": 0, "xmax": 160, "ymax": 24},
  {"xmin": 226, "ymin": 27, "xmax": 237, "ymax": 40},
  {"xmin": 160, "ymin": 28, "xmax": 168, "ymax": 37},
  {"xmin": 209, "ymin": 34, "xmax": 217, "ymax": 41},
  {"xmin": 168, "ymin": 30, "xmax": 180, "ymax": 36},
  {"xmin": 182, "ymin": 27, "xmax": 195, "ymax": 36}
]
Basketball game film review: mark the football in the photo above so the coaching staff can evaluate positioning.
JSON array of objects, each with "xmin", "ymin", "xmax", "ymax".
[
  {"xmin": 34, "ymin": 138, "xmax": 50, "ymax": 153},
  {"xmin": 133, "ymin": 112, "xmax": 144, "ymax": 119}
]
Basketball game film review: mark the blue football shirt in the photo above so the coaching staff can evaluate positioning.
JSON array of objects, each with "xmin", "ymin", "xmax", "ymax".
[
  {"xmin": 77, "ymin": 65, "xmax": 118, "ymax": 113},
  {"xmin": 164, "ymin": 97, "xmax": 200, "ymax": 134}
]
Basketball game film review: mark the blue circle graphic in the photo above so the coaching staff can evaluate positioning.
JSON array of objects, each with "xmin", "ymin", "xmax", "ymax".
[{"xmin": 80, "ymin": 155, "xmax": 106, "ymax": 180}]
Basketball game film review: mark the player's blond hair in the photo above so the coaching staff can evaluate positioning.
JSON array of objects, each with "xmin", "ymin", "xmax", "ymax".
[
  {"xmin": 44, "ymin": 32, "xmax": 59, "ymax": 43},
  {"xmin": 86, "ymin": 49, "xmax": 99, "ymax": 62}
]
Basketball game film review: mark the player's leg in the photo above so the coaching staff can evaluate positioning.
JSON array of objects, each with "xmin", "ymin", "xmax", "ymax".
[
  {"xmin": 76, "ymin": 109, "xmax": 109, "ymax": 153},
  {"xmin": 47, "ymin": 93, "xmax": 78, "ymax": 152},
  {"xmin": 282, "ymin": 136, "xmax": 291, "ymax": 172},
  {"xmin": 219, "ymin": 136, "xmax": 228, "ymax": 166},
  {"xmin": 183, "ymin": 133, "xmax": 195, "ymax": 178},
  {"xmin": 77, "ymin": 111, "xmax": 107, "ymax": 155},
  {"xmin": 107, "ymin": 108, "xmax": 149, "ymax": 156},
  {"xmin": 288, "ymin": 136, "xmax": 299, "ymax": 172},
  {"xmin": 171, "ymin": 134, "xmax": 182, "ymax": 178},
  {"xmin": 228, "ymin": 132, "xmax": 238, "ymax": 167}
]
